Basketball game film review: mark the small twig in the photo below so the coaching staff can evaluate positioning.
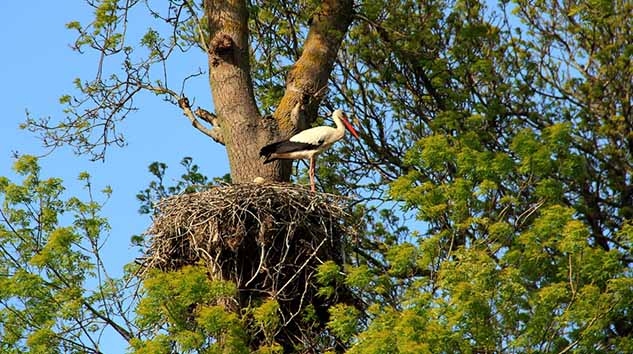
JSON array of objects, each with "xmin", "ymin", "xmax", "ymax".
[
  {"xmin": 245, "ymin": 247, "xmax": 266, "ymax": 287},
  {"xmin": 516, "ymin": 199, "xmax": 545, "ymax": 228},
  {"xmin": 277, "ymin": 237, "xmax": 328, "ymax": 295}
]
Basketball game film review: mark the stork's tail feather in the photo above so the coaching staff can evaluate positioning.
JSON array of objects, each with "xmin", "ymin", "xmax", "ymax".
[{"xmin": 259, "ymin": 141, "xmax": 283, "ymax": 164}]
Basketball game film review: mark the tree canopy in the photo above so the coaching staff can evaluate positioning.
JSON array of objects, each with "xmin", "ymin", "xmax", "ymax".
[{"xmin": 3, "ymin": 0, "xmax": 633, "ymax": 353}]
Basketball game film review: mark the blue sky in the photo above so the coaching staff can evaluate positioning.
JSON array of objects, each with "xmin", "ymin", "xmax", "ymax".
[{"xmin": 1, "ymin": 1, "xmax": 229, "ymax": 351}]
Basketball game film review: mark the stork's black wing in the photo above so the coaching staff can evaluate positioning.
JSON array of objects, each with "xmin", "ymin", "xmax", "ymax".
[{"xmin": 259, "ymin": 140, "xmax": 322, "ymax": 164}]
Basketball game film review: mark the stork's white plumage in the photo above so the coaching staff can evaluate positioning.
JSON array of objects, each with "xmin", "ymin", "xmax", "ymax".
[{"xmin": 260, "ymin": 109, "xmax": 360, "ymax": 191}]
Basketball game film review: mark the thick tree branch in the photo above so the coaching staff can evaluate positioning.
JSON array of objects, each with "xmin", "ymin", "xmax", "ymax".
[{"xmin": 273, "ymin": 0, "xmax": 355, "ymax": 135}]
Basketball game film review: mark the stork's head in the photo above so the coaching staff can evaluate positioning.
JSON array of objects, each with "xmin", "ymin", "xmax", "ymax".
[{"xmin": 333, "ymin": 110, "xmax": 360, "ymax": 139}]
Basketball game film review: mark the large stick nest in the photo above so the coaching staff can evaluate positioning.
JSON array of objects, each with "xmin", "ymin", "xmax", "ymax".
[{"xmin": 141, "ymin": 182, "xmax": 357, "ymax": 350}]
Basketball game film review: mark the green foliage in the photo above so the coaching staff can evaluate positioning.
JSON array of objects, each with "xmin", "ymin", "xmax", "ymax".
[
  {"xmin": 252, "ymin": 298, "xmax": 281, "ymax": 347},
  {"xmin": 316, "ymin": 261, "xmax": 343, "ymax": 298},
  {"xmin": 0, "ymin": 156, "xmax": 131, "ymax": 353},
  {"xmin": 327, "ymin": 304, "xmax": 360, "ymax": 343},
  {"xmin": 385, "ymin": 243, "xmax": 418, "ymax": 278},
  {"xmin": 133, "ymin": 157, "xmax": 215, "ymax": 247},
  {"xmin": 134, "ymin": 265, "xmax": 248, "ymax": 353},
  {"xmin": 325, "ymin": 0, "xmax": 633, "ymax": 351}
]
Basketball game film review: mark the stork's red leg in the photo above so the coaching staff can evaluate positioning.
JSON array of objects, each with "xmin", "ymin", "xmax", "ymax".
[{"xmin": 309, "ymin": 157, "xmax": 316, "ymax": 192}]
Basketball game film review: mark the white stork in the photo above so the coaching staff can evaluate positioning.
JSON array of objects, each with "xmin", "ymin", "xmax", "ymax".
[{"xmin": 259, "ymin": 109, "xmax": 360, "ymax": 191}]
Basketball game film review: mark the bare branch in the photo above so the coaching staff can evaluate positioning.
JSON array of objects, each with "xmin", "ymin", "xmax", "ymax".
[
  {"xmin": 194, "ymin": 107, "xmax": 218, "ymax": 126},
  {"xmin": 177, "ymin": 97, "xmax": 224, "ymax": 145}
]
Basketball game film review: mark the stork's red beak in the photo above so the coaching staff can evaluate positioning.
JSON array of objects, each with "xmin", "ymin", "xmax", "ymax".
[{"xmin": 340, "ymin": 113, "xmax": 360, "ymax": 139}]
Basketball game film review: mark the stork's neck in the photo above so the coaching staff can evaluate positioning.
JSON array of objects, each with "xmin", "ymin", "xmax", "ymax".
[{"xmin": 332, "ymin": 113, "xmax": 346, "ymax": 135}]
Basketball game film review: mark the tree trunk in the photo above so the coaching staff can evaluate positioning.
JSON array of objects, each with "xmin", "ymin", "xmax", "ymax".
[
  {"xmin": 204, "ymin": 0, "xmax": 282, "ymax": 183},
  {"xmin": 204, "ymin": 0, "xmax": 354, "ymax": 183}
]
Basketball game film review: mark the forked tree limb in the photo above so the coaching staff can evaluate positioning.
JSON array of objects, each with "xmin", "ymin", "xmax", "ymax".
[
  {"xmin": 194, "ymin": 107, "xmax": 218, "ymax": 126},
  {"xmin": 178, "ymin": 97, "xmax": 224, "ymax": 145},
  {"xmin": 202, "ymin": 0, "xmax": 354, "ymax": 182}
]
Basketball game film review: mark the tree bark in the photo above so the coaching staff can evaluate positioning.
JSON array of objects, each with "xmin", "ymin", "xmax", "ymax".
[{"xmin": 204, "ymin": 0, "xmax": 354, "ymax": 184}]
